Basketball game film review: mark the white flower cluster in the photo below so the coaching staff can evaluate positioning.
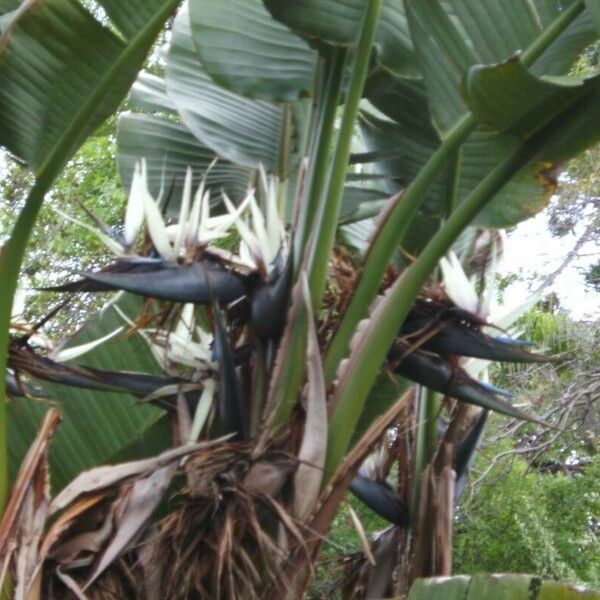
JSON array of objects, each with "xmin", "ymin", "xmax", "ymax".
[{"xmin": 59, "ymin": 160, "xmax": 287, "ymax": 277}]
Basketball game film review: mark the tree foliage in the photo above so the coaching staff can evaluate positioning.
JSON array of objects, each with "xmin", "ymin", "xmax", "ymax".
[{"xmin": 455, "ymin": 308, "xmax": 600, "ymax": 588}]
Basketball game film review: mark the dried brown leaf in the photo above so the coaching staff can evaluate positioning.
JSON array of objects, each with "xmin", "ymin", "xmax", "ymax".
[
  {"xmin": 55, "ymin": 566, "xmax": 88, "ymax": 600},
  {"xmin": 85, "ymin": 463, "xmax": 178, "ymax": 588},
  {"xmin": 14, "ymin": 475, "xmax": 47, "ymax": 600},
  {"xmin": 346, "ymin": 504, "xmax": 376, "ymax": 566},
  {"xmin": 364, "ymin": 526, "xmax": 402, "ymax": 598},
  {"xmin": 39, "ymin": 492, "xmax": 107, "ymax": 562},
  {"xmin": 0, "ymin": 409, "xmax": 60, "ymax": 596},
  {"xmin": 51, "ymin": 436, "xmax": 231, "ymax": 513},
  {"xmin": 266, "ymin": 389, "xmax": 412, "ymax": 598},
  {"xmin": 50, "ymin": 501, "xmax": 117, "ymax": 567},
  {"xmin": 137, "ymin": 526, "xmax": 164, "ymax": 600},
  {"xmin": 260, "ymin": 271, "xmax": 307, "ymax": 443},
  {"xmin": 243, "ymin": 460, "xmax": 294, "ymax": 497},
  {"xmin": 293, "ymin": 275, "xmax": 328, "ymax": 520},
  {"xmin": 0, "ymin": 409, "xmax": 61, "ymax": 557}
]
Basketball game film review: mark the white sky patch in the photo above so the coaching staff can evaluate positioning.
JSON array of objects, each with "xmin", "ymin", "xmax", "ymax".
[{"xmin": 500, "ymin": 206, "xmax": 599, "ymax": 321}]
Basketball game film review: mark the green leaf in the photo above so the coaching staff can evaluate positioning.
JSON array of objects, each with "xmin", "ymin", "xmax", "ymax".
[
  {"xmin": 407, "ymin": 576, "xmax": 471, "ymax": 600},
  {"xmin": 117, "ymin": 112, "xmax": 252, "ymax": 210},
  {"xmin": 586, "ymin": 0, "xmax": 600, "ymax": 33},
  {"xmin": 167, "ymin": 1, "xmax": 285, "ymax": 170},
  {"xmin": 129, "ymin": 72, "xmax": 177, "ymax": 114},
  {"xmin": 463, "ymin": 58, "xmax": 588, "ymax": 137},
  {"xmin": 189, "ymin": 0, "xmax": 316, "ymax": 101},
  {"xmin": 464, "ymin": 57, "xmax": 600, "ymax": 162},
  {"xmin": 96, "ymin": 0, "xmax": 172, "ymax": 40},
  {"xmin": 350, "ymin": 374, "xmax": 411, "ymax": 447},
  {"xmin": 0, "ymin": 0, "xmax": 178, "ymax": 171},
  {"xmin": 405, "ymin": 0, "xmax": 596, "ymax": 136},
  {"xmin": 358, "ymin": 111, "xmax": 442, "ymax": 197},
  {"xmin": 533, "ymin": 79, "xmax": 600, "ymax": 161},
  {"xmin": 408, "ymin": 576, "xmax": 600, "ymax": 600},
  {"xmin": 460, "ymin": 134, "xmax": 554, "ymax": 229},
  {"xmin": 339, "ymin": 185, "xmax": 388, "ymax": 224},
  {"xmin": 363, "ymin": 69, "xmax": 437, "ymax": 140},
  {"xmin": 359, "ymin": 114, "xmax": 553, "ymax": 236},
  {"xmin": 466, "ymin": 574, "xmax": 531, "ymax": 600},
  {"xmin": 9, "ymin": 294, "xmax": 170, "ymax": 492},
  {"xmin": 263, "ymin": 0, "xmax": 418, "ymax": 78},
  {"xmin": 538, "ymin": 581, "xmax": 600, "ymax": 599}
]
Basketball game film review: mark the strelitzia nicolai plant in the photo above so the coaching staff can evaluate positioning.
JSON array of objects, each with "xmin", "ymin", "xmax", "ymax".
[{"xmin": 1, "ymin": 0, "xmax": 600, "ymax": 598}]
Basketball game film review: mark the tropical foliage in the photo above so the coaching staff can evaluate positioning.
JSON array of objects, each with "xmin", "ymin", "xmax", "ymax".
[
  {"xmin": 407, "ymin": 574, "xmax": 600, "ymax": 600},
  {"xmin": 455, "ymin": 309, "xmax": 600, "ymax": 589},
  {"xmin": 1, "ymin": 0, "xmax": 600, "ymax": 598}
]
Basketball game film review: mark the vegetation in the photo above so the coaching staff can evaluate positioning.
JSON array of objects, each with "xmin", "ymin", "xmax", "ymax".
[
  {"xmin": 307, "ymin": 308, "xmax": 599, "ymax": 596},
  {"xmin": 1, "ymin": 119, "xmax": 126, "ymax": 336},
  {"xmin": 455, "ymin": 309, "xmax": 600, "ymax": 588},
  {"xmin": 0, "ymin": 1, "xmax": 600, "ymax": 598},
  {"xmin": 455, "ymin": 451, "xmax": 600, "ymax": 586}
]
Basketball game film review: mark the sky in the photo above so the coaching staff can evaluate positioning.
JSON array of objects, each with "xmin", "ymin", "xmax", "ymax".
[{"xmin": 500, "ymin": 206, "xmax": 599, "ymax": 321}]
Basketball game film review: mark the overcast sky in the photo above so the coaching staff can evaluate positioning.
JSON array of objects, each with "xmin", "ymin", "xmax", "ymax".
[{"xmin": 500, "ymin": 206, "xmax": 599, "ymax": 321}]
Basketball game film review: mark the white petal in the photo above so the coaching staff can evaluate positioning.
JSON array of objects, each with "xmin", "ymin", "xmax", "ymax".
[
  {"xmin": 187, "ymin": 379, "xmax": 216, "ymax": 443},
  {"xmin": 141, "ymin": 161, "xmax": 175, "ymax": 261},
  {"xmin": 186, "ymin": 185, "xmax": 204, "ymax": 247},
  {"xmin": 173, "ymin": 303, "xmax": 195, "ymax": 343},
  {"xmin": 222, "ymin": 192, "xmax": 260, "ymax": 256},
  {"xmin": 174, "ymin": 166, "xmax": 193, "ymax": 256},
  {"xmin": 123, "ymin": 161, "xmax": 146, "ymax": 247},
  {"xmin": 54, "ymin": 208, "xmax": 125, "ymax": 256},
  {"xmin": 440, "ymin": 252, "xmax": 479, "ymax": 314},
  {"xmin": 208, "ymin": 198, "xmax": 249, "ymax": 227},
  {"xmin": 52, "ymin": 327, "xmax": 124, "ymax": 363},
  {"xmin": 258, "ymin": 164, "xmax": 269, "ymax": 199},
  {"xmin": 249, "ymin": 194, "xmax": 272, "ymax": 264},
  {"xmin": 265, "ymin": 175, "xmax": 283, "ymax": 256},
  {"xmin": 238, "ymin": 241, "xmax": 257, "ymax": 269},
  {"xmin": 201, "ymin": 184, "xmax": 210, "ymax": 226}
]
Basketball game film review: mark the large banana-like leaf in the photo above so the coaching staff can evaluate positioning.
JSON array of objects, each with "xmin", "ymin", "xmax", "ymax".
[
  {"xmin": 0, "ymin": 0, "xmax": 180, "ymax": 171},
  {"xmin": 588, "ymin": 0, "xmax": 600, "ymax": 30},
  {"xmin": 463, "ymin": 58, "xmax": 600, "ymax": 162},
  {"xmin": 128, "ymin": 72, "xmax": 177, "ymax": 114},
  {"xmin": 263, "ymin": 0, "xmax": 418, "ymax": 78},
  {"xmin": 8, "ymin": 295, "xmax": 170, "ymax": 492},
  {"xmin": 465, "ymin": 60, "xmax": 587, "ymax": 136},
  {"xmin": 339, "ymin": 186, "xmax": 389, "ymax": 224},
  {"xmin": 363, "ymin": 70, "xmax": 437, "ymax": 139},
  {"xmin": 359, "ymin": 114, "xmax": 552, "ymax": 236},
  {"xmin": 358, "ymin": 0, "xmax": 600, "ymax": 233},
  {"xmin": 0, "ymin": 1, "xmax": 18, "ymax": 12},
  {"xmin": 405, "ymin": 0, "xmax": 597, "ymax": 136},
  {"xmin": 189, "ymin": 0, "xmax": 316, "ymax": 101},
  {"xmin": 117, "ymin": 112, "xmax": 252, "ymax": 208},
  {"xmin": 167, "ymin": 2, "xmax": 285, "ymax": 171}
]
